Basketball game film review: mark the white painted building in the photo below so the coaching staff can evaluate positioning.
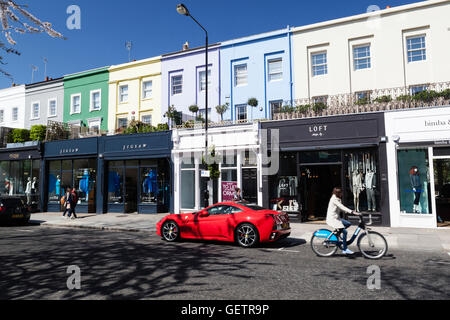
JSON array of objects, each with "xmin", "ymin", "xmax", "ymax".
[
  {"xmin": 385, "ymin": 106, "xmax": 450, "ymax": 229},
  {"xmin": 0, "ymin": 84, "xmax": 26, "ymax": 129},
  {"xmin": 172, "ymin": 123, "xmax": 261, "ymax": 213},
  {"xmin": 291, "ymin": 0, "xmax": 450, "ymax": 103}
]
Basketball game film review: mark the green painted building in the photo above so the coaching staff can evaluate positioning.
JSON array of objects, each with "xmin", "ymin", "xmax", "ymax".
[{"xmin": 64, "ymin": 67, "xmax": 109, "ymax": 132}]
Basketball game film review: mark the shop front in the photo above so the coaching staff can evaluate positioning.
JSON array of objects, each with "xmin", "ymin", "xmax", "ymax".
[
  {"xmin": 99, "ymin": 132, "xmax": 173, "ymax": 214},
  {"xmin": 261, "ymin": 113, "xmax": 389, "ymax": 226},
  {"xmin": 0, "ymin": 142, "xmax": 42, "ymax": 212},
  {"xmin": 172, "ymin": 123, "xmax": 261, "ymax": 213},
  {"xmin": 43, "ymin": 138, "xmax": 99, "ymax": 213},
  {"xmin": 385, "ymin": 107, "xmax": 450, "ymax": 228}
]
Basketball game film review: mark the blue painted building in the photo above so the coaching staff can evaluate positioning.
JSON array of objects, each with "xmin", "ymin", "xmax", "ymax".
[{"xmin": 220, "ymin": 27, "xmax": 294, "ymax": 122}]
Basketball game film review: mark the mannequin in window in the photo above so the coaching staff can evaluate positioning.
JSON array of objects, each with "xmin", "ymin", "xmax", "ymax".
[
  {"xmin": 365, "ymin": 169, "xmax": 376, "ymax": 212},
  {"xmin": 31, "ymin": 177, "xmax": 38, "ymax": 194},
  {"xmin": 79, "ymin": 169, "xmax": 90, "ymax": 202},
  {"xmin": 8, "ymin": 178, "xmax": 14, "ymax": 195},
  {"xmin": 143, "ymin": 169, "xmax": 158, "ymax": 202},
  {"xmin": 56, "ymin": 175, "xmax": 61, "ymax": 198},
  {"xmin": 410, "ymin": 166, "xmax": 422, "ymax": 213},
  {"xmin": 352, "ymin": 170, "xmax": 364, "ymax": 212},
  {"xmin": 4, "ymin": 179, "xmax": 10, "ymax": 195},
  {"xmin": 25, "ymin": 177, "xmax": 32, "ymax": 204}
]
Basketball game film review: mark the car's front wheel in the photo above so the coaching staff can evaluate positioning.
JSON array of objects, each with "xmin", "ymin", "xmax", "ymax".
[
  {"xmin": 161, "ymin": 220, "xmax": 180, "ymax": 242},
  {"xmin": 235, "ymin": 223, "xmax": 259, "ymax": 248}
]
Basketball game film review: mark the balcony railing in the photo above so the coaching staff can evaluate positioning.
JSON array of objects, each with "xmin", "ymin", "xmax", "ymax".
[{"xmin": 273, "ymin": 81, "xmax": 450, "ymax": 120}]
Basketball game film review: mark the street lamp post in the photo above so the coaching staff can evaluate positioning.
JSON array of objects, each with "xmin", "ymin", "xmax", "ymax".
[{"xmin": 176, "ymin": 4, "xmax": 209, "ymax": 159}]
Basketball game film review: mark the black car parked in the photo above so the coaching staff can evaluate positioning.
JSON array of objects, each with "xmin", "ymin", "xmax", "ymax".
[{"xmin": 0, "ymin": 197, "xmax": 31, "ymax": 226}]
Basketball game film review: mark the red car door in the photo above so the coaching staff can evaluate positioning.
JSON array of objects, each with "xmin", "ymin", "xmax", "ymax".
[{"xmin": 195, "ymin": 205, "xmax": 231, "ymax": 239}]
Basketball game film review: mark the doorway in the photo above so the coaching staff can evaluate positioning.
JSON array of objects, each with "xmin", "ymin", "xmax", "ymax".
[
  {"xmin": 300, "ymin": 165, "xmax": 342, "ymax": 222},
  {"xmin": 242, "ymin": 168, "xmax": 258, "ymax": 204},
  {"xmin": 433, "ymin": 159, "xmax": 450, "ymax": 227}
]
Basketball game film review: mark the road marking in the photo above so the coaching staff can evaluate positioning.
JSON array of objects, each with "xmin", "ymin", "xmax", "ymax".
[
  {"xmin": 266, "ymin": 248, "xmax": 301, "ymax": 253},
  {"xmin": 17, "ymin": 229, "xmax": 33, "ymax": 232}
]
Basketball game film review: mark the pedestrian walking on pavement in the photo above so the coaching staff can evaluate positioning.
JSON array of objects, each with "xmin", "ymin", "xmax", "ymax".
[
  {"xmin": 69, "ymin": 188, "xmax": 79, "ymax": 220},
  {"xmin": 62, "ymin": 187, "xmax": 73, "ymax": 219}
]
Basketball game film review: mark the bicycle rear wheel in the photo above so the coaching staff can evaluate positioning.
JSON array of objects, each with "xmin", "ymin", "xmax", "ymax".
[
  {"xmin": 311, "ymin": 235, "xmax": 339, "ymax": 257},
  {"xmin": 357, "ymin": 231, "xmax": 388, "ymax": 259}
]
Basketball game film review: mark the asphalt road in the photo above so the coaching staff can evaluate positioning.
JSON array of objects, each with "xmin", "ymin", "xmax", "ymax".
[{"xmin": 0, "ymin": 224, "xmax": 449, "ymax": 301}]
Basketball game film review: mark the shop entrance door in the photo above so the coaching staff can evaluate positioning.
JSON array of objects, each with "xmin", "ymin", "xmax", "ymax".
[
  {"xmin": 299, "ymin": 165, "xmax": 341, "ymax": 221},
  {"xmin": 433, "ymin": 159, "xmax": 450, "ymax": 227},
  {"xmin": 242, "ymin": 168, "xmax": 258, "ymax": 204},
  {"xmin": 125, "ymin": 167, "xmax": 138, "ymax": 213}
]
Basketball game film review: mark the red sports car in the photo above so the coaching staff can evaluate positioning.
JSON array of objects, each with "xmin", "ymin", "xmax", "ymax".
[{"xmin": 156, "ymin": 202, "xmax": 291, "ymax": 248}]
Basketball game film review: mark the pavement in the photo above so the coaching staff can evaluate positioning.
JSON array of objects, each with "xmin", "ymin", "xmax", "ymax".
[{"xmin": 29, "ymin": 212, "xmax": 450, "ymax": 253}]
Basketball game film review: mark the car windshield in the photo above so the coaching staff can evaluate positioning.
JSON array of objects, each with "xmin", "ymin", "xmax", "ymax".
[{"xmin": 238, "ymin": 204, "xmax": 267, "ymax": 211}]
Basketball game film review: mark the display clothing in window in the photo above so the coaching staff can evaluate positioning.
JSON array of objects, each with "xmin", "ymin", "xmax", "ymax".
[{"xmin": 142, "ymin": 169, "xmax": 158, "ymax": 194}]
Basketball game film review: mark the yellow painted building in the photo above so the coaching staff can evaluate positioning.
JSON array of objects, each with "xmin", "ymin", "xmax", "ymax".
[{"xmin": 108, "ymin": 56, "xmax": 162, "ymax": 133}]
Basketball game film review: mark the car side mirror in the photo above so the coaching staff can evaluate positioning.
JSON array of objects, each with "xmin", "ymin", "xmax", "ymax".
[{"xmin": 199, "ymin": 210, "xmax": 209, "ymax": 217}]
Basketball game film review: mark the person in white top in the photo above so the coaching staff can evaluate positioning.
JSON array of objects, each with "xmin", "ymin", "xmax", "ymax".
[{"xmin": 326, "ymin": 187, "xmax": 360, "ymax": 255}]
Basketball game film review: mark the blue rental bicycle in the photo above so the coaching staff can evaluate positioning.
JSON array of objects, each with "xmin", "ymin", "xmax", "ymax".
[{"xmin": 311, "ymin": 215, "xmax": 388, "ymax": 259}]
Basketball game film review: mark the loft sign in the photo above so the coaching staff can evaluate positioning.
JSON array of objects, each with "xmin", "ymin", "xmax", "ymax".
[{"xmin": 309, "ymin": 125, "xmax": 328, "ymax": 137}]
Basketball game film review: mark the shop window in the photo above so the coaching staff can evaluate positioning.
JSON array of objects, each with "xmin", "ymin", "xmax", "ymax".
[
  {"xmin": 141, "ymin": 167, "xmax": 158, "ymax": 204},
  {"xmin": 48, "ymin": 160, "xmax": 62, "ymax": 204},
  {"xmin": 108, "ymin": 163, "xmax": 124, "ymax": 204},
  {"xmin": 397, "ymin": 149, "xmax": 432, "ymax": 214},
  {"xmin": 268, "ymin": 152, "xmax": 298, "ymax": 212},
  {"xmin": 343, "ymin": 150, "xmax": 379, "ymax": 213},
  {"xmin": 73, "ymin": 159, "xmax": 96, "ymax": 207}
]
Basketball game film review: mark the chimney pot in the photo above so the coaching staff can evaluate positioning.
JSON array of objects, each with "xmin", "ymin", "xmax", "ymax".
[{"xmin": 182, "ymin": 41, "xmax": 189, "ymax": 51}]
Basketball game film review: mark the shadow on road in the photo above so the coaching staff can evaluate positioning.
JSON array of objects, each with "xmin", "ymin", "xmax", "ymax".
[{"xmin": 0, "ymin": 228, "xmax": 276, "ymax": 300}]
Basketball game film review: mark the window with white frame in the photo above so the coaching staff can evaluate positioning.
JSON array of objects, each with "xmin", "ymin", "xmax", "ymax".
[
  {"xmin": 31, "ymin": 102, "xmax": 40, "ymax": 119},
  {"xmin": 117, "ymin": 117, "xmax": 128, "ymax": 129},
  {"xmin": 270, "ymin": 100, "xmax": 283, "ymax": 115},
  {"xmin": 199, "ymin": 69, "xmax": 211, "ymax": 92},
  {"xmin": 234, "ymin": 64, "xmax": 248, "ymax": 86},
  {"xmin": 0, "ymin": 110, "xmax": 4, "ymax": 123},
  {"xmin": 311, "ymin": 52, "xmax": 328, "ymax": 76},
  {"xmin": 90, "ymin": 90, "xmax": 101, "ymax": 111},
  {"xmin": 71, "ymin": 94, "xmax": 81, "ymax": 114},
  {"xmin": 142, "ymin": 81, "xmax": 153, "ymax": 99},
  {"xmin": 119, "ymin": 85, "xmax": 128, "ymax": 103},
  {"xmin": 407, "ymin": 35, "xmax": 426, "ymax": 63},
  {"xmin": 172, "ymin": 75, "xmax": 183, "ymax": 95},
  {"xmin": 12, "ymin": 107, "xmax": 18, "ymax": 121},
  {"xmin": 48, "ymin": 99, "xmax": 57, "ymax": 117},
  {"xmin": 268, "ymin": 58, "xmax": 283, "ymax": 82},
  {"xmin": 410, "ymin": 84, "xmax": 428, "ymax": 95},
  {"xmin": 353, "ymin": 45, "xmax": 371, "ymax": 70},
  {"xmin": 141, "ymin": 115, "xmax": 152, "ymax": 125},
  {"xmin": 236, "ymin": 104, "xmax": 247, "ymax": 121},
  {"xmin": 88, "ymin": 118, "xmax": 101, "ymax": 132}
]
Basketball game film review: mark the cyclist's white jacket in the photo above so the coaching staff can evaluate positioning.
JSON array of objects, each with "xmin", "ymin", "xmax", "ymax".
[{"xmin": 326, "ymin": 195, "xmax": 353, "ymax": 229}]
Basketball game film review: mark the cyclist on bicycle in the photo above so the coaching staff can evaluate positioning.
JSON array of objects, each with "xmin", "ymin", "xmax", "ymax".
[{"xmin": 326, "ymin": 187, "xmax": 361, "ymax": 255}]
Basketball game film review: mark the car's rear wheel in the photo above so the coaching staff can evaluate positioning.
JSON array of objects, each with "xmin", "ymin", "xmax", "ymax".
[
  {"xmin": 161, "ymin": 220, "xmax": 180, "ymax": 242},
  {"xmin": 235, "ymin": 223, "xmax": 259, "ymax": 248}
]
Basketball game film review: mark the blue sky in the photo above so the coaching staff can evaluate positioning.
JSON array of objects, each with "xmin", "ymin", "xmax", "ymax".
[{"xmin": 0, "ymin": 0, "xmax": 423, "ymax": 88}]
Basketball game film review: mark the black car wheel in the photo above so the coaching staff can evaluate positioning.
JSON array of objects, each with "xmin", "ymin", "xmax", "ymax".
[
  {"xmin": 235, "ymin": 223, "xmax": 259, "ymax": 248},
  {"xmin": 161, "ymin": 220, "xmax": 180, "ymax": 242}
]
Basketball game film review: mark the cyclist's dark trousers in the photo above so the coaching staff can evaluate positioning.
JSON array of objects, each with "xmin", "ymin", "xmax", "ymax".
[{"xmin": 339, "ymin": 219, "xmax": 352, "ymax": 251}]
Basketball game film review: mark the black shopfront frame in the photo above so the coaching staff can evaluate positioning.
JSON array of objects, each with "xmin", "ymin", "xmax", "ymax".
[
  {"xmin": 99, "ymin": 131, "xmax": 173, "ymax": 215},
  {"xmin": 261, "ymin": 112, "xmax": 390, "ymax": 226}
]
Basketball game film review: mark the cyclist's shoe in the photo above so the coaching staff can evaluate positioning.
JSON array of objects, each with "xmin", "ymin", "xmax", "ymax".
[{"xmin": 342, "ymin": 249, "xmax": 354, "ymax": 255}]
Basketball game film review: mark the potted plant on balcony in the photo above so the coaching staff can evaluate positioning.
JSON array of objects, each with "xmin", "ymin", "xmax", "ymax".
[
  {"xmin": 247, "ymin": 98, "xmax": 259, "ymax": 121},
  {"xmin": 215, "ymin": 103, "xmax": 229, "ymax": 122}
]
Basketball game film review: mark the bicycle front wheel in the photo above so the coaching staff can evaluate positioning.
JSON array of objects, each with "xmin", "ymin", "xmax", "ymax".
[
  {"xmin": 357, "ymin": 231, "xmax": 388, "ymax": 259},
  {"xmin": 311, "ymin": 235, "xmax": 338, "ymax": 257}
]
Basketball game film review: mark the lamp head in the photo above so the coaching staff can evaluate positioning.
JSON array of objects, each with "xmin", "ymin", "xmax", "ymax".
[{"xmin": 176, "ymin": 4, "xmax": 190, "ymax": 16}]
